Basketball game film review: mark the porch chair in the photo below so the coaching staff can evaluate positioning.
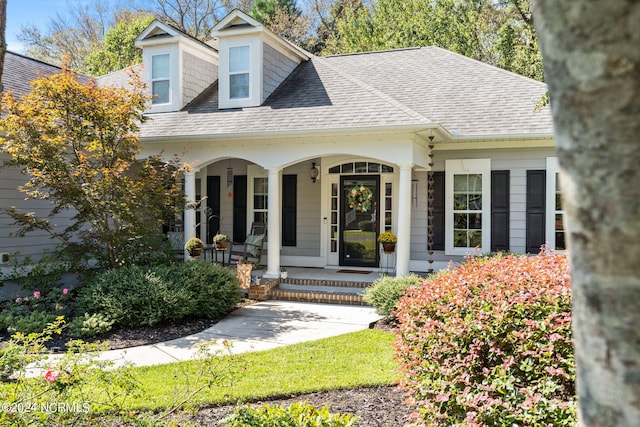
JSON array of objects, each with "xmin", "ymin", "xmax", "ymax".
[{"xmin": 229, "ymin": 222, "xmax": 267, "ymax": 266}]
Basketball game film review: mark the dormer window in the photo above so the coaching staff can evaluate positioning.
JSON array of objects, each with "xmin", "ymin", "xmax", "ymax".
[
  {"xmin": 151, "ymin": 54, "xmax": 170, "ymax": 104},
  {"xmin": 229, "ymin": 46, "xmax": 250, "ymax": 99}
]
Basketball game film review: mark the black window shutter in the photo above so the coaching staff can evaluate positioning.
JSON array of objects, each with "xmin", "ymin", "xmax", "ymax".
[
  {"xmin": 430, "ymin": 172, "xmax": 445, "ymax": 251},
  {"xmin": 206, "ymin": 176, "xmax": 221, "ymax": 244},
  {"xmin": 282, "ymin": 175, "xmax": 297, "ymax": 246},
  {"xmin": 233, "ymin": 175, "xmax": 247, "ymax": 242},
  {"xmin": 491, "ymin": 170, "xmax": 510, "ymax": 252},
  {"xmin": 526, "ymin": 170, "xmax": 546, "ymax": 253}
]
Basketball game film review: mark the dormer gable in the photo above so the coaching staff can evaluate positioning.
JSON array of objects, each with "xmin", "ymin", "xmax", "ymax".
[
  {"xmin": 136, "ymin": 20, "xmax": 218, "ymax": 113},
  {"xmin": 212, "ymin": 9, "xmax": 311, "ymax": 110}
]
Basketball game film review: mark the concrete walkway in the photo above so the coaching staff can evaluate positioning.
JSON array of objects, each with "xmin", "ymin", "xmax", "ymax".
[{"xmin": 95, "ymin": 300, "xmax": 381, "ymax": 368}]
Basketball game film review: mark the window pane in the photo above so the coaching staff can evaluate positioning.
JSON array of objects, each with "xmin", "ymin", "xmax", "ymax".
[
  {"xmin": 329, "ymin": 165, "xmax": 340, "ymax": 174},
  {"xmin": 254, "ymin": 178, "xmax": 267, "ymax": 193},
  {"xmin": 331, "ymin": 183, "xmax": 338, "ymax": 197},
  {"xmin": 341, "ymin": 163, "xmax": 353, "ymax": 173},
  {"xmin": 368, "ymin": 163, "xmax": 380, "ymax": 173},
  {"xmin": 254, "ymin": 195, "xmax": 267, "ymax": 209},
  {"xmin": 469, "ymin": 231, "xmax": 482, "ymax": 247},
  {"xmin": 454, "ymin": 230, "xmax": 468, "ymax": 247},
  {"xmin": 556, "ymin": 192, "xmax": 563, "ymax": 211},
  {"xmin": 152, "ymin": 54, "xmax": 170, "ymax": 79},
  {"xmin": 468, "ymin": 174, "xmax": 482, "ymax": 192},
  {"xmin": 381, "ymin": 164, "xmax": 394, "ymax": 173},
  {"xmin": 385, "ymin": 182, "xmax": 392, "ymax": 197},
  {"xmin": 454, "ymin": 194, "xmax": 468, "ymax": 210},
  {"xmin": 468, "ymin": 194, "xmax": 482, "ymax": 210},
  {"xmin": 556, "ymin": 232, "xmax": 566, "ymax": 250},
  {"xmin": 454, "ymin": 175, "xmax": 468, "ymax": 191},
  {"xmin": 454, "ymin": 213, "xmax": 468, "ymax": 229},
  {"xmin": 468, "ymin": 213, "xmax": 482, "ymax": 229},
  {"xmin": 230, "ymin": 73, "xmax": 250, "ymax": 98},
  {"xmin": 254, "ymin": 212, "xmax": 267, "ymax": 224},
  {"xmin": 229, "ymin": 46, "xmax": 250, "ymax": 72},
  {"xmin": 355, "ymin": 162, "xmax": 367, "ymax": 173},
  {"xmin": 152, "ymin": 80, "xmax": 170, "ymax": 104}
]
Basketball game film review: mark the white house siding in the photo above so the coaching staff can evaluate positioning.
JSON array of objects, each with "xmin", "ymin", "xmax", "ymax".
[
  {"xmin": 0, "ymin": 154, "xmax": 69, "ymax": 265},
  {"xmin": 262, "ymin": 42, "xmax": 298, "ymax": 103},
  {"xmin": 430, "ymin": 146, "xmax": 555, "ymax": 255},
  {"xmin": 182, "ymin": 51, "xmax": 217, "ymax": 107},
  {"xmin": 281, "ymin": 163, "xmax": 321, "ymax": 257}
]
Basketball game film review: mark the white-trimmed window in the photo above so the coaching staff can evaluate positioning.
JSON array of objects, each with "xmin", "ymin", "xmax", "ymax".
[
  {"xmin": 248, "ymin": 165, "xmax": 268, "ymax": 228},
  {"xmin": 546, "ymin": 157, "xmax": 566, "ymax": 250},
  {"xmin": 229, "ymin": 46, "xmax": 250, "ymax": 99},
  {"xmin": 445, "ymin": 159, "xmax": 491, "ymax": 255},
  {"xmin": 151, "ymin": 54, "xmax": 170, "ymax": 104}
]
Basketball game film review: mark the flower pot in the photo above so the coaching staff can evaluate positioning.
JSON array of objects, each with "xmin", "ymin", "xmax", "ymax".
[
  {"xmin": 280, "ymin": 271, "xmax": 288, "ymax": 279},
  {"xmin": 382, "ymin": 243, "xmax": 396, "ymax": 254},
  {"xmin": 189, "ymin": 248, "xmax": 202, "ymax": 258},
  {"xmin": 216, "ymin": 241, "xmax": 229, "ymax": 250}
]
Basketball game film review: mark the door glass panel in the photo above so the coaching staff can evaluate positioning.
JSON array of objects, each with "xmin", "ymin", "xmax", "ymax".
[{"xmin": 341, "ymin": 177, "xmax": 379, "ymax": 266}]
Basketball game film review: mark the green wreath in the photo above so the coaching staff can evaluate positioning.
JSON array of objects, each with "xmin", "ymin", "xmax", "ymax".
[{"xmin": 348, "ymin": 185, "xmax": 373, "ymax": 212}]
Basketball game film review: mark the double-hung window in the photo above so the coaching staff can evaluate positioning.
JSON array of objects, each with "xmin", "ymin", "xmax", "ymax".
[
  {"xmin": 445, "ymin": 159, "xmax": 491, "ymax": 254},
  {"xmin": 229, "ymin": 46, "xmax": 250, "ymax": 99},
  {"xmin": 546, "ymin": 157, "xmax": 566, "ymax": 250},
  {"xmin": 151, "ymin": 54, "xmax": 170, "ymax": 104}
]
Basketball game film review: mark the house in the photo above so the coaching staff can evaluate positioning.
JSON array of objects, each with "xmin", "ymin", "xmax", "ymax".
[
  {"xmin": 2, "ymin": 9, "xmax": 562, "ymax": 280},
  {"xmin": 124, "ymin": 9, "xmax": 561, "ymax": 278},
  {"xmin": 0, "ymin": 52, "xmax": 75, "ymax": 275}
]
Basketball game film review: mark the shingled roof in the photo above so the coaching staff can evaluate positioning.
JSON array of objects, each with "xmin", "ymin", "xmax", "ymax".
[
  {"xmin": 2, "ymin": 51, "xmax": 62, "ymax": 95},
  {"xmin": 140, "ymin": 46, "xmax": 553, "ymax": 140}
]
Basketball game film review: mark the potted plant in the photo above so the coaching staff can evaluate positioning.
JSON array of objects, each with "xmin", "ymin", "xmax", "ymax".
[
  {"xmin": 213, "ymin": 233, "xmax": 230, "ymax": 249},
  {"xmin": 378, "ymin": 231, "xmax": 398, "ymax": 254},
  {"xmin": 185, "ymin": 237, "xmax": 204, "ymax": 258},
  {"xmin": 280, "ymin": 267, "xmax": 288, "ymax": 280}
]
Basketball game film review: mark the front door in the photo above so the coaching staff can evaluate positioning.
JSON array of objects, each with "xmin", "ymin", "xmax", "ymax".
[{"xmin": 340, "ymin": 176, "xmax": 380, "ymax": 267}]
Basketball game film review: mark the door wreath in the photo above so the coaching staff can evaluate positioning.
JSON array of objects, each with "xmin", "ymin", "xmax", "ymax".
[{"xmin": 348, "ymin": 184, "xmax": 373, "ymax": 212}]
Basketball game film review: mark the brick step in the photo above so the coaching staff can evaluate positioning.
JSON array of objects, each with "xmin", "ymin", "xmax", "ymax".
[
  {"xmin": 270, "ymin": 279, "xmax": 369, "ymax": 305},
  {"xmin": 248, "ymin": 278, "xmax": 372, "ymax": 305}
]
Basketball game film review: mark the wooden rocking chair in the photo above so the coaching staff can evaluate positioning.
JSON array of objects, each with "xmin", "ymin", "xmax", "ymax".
[{"xmin": 229, "ymin": 222, "xmax": 267, "ymax": 266}]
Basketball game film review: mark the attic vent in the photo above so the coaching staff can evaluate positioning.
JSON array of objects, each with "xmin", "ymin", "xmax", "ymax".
[{"xmin": 0, "ymin": 252, "xmax": 9, "ymax": 264}]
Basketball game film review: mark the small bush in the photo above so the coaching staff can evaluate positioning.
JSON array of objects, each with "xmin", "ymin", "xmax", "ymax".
[
  {"xmin": 395, "ymin": 251, "xmax": 575, "ymax": 426},
  {"xmin": 364, "ymin": 274, "xmax": 422, "ymax": 318},
  {"xmin": 222, "ymin": 402, "xmax": 359, "ymax": 427},
  {"xmin": 67, "ymin": 313, "xmax": 115, "ymax": 338},
  {"xmin": 6, "ymin": 310, "xmax": 58, "ymax": 335},
  {"xmin": 77, "ymin": 262, "xmax": 242, "ymax": 328}
]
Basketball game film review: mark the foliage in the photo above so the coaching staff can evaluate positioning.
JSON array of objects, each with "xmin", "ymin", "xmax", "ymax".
[
  {"xmin": 76, "ymin": 262, "xmax": 242, "ymax": 329},
  {"xmin": 185, "ymin": 237, "xmax": 205, "ymax": 252},
  {"xmin": 394, "ymin": 251, "xmax": 575, "ymax": 426},
  {"xmin": 324, "ymin": 0, "xmax": 543, "ymax": 81},
  {"xmin": 0, "ymin": 66, "xmax": 187, "ymax": 269},
  {"xmin": 213, "ymin": 233, "xmax": 230, "ymax": 242},
  {"xmin": 363, "ymin": 274, "xmax": 421, "ymax": 318},
  {"xmin": 152, "ymin": 0, "xmax": 232, "ymax": 40},
  {"xmin": 0, "ymin": 286, "xmax": 73, "ymax": 334},
  {"xmin": 251, "ymin": 0, "xmax": 300, "ymax": 23},
  {"xmin": 377, "ymin": 231, "xmax": 397, "ymax": 244},
  {"xmin": 67, "ymin": 313, "xmax": 115, "ymax": 338},
  {"xmin": 223, "ymin": 401, "xmax": 359, "ymax": 426},
  {"xmin": 84, "ymin": 15, "xmax": 154, "ymax": 76},
  {"xmin": 0, "ymin": 318, "xmax": 236, "ymax": 426}
]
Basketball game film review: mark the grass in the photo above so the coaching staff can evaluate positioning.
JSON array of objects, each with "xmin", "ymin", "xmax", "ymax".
[{"xmin": 127, "ymin": 328, "xmax": 398, "ymax": 411}]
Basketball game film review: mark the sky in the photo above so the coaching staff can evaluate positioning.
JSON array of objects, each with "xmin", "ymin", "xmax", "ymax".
[{"xmin": 5, "ymin": 0, "xmax": 105, "ymax": 53}]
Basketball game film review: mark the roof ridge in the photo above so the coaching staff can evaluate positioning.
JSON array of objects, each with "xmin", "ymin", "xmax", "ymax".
[
  {"xmin": 324, "ymin": 46, "xmax": 422, "ymax": 58},
  {"xmin": 316, "ymin": 56, "xmax": 431, "ymax": 124}
]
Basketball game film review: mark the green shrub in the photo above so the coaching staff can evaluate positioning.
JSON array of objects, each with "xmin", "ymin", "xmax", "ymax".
[
  {"xmin": 363, "ymin": 274, "xmax": 422, "ymax": 318},
  {"xmin": 77, "ymin": 262, "xmax": 242, "ymax": 328},
  {"xmin": 67, "ymin": 313, "xmax": 115, "ymax": 338},
  {"xmin": 222, "ymin": 402, "xmax": 358, "ymax": 427},
  {"xmin": 394, "ymin": 251, "xmax": 575, "ymax": 426},
  {"xmin": 6, "ymin": 310, "xmax": 58, "ymax": 335}
]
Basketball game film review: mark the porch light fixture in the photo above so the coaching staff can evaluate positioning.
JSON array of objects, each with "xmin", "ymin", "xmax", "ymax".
[{"xmin": 310, "ymin": 162, "xmax": 319, "ymax": 183}]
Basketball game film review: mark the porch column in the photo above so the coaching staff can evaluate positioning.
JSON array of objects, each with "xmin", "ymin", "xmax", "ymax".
[
  {"xmin": 396, "ymin": 163, "xmax": 414, "ymax": 277},
  {"xmin": 184, "ymin": 170, "xmax": 197, "ymax": 260},
  {"xmin": 264, "ymin": 167, "xmax": 282, "ymax": 278}
]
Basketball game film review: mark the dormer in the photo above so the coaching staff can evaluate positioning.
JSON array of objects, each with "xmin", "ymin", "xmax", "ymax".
[
  {"xmin": 135, "ymin": 20, "xmax": 218, "ymax": 113},
  {"xmin": 212, "ymin": 10, "xmax": 311, "ymax": 110}
]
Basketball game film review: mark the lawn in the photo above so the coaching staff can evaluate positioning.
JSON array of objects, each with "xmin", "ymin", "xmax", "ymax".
[
  {"xmin": 129, "ymin": 328, "xmax": 398, "ymax": 411},
  {"xmin": 0, "ymin": 329, "xmax": 398, "ymax": 424}
]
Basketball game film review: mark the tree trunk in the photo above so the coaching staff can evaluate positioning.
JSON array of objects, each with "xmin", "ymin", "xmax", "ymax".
[
  {"xmin": 0, "ymin": 0, "xmax": 6, "ymax": 92},
  {"xmin": 533, "ymin": 1, "xmax": 640, "ymax": 426}
]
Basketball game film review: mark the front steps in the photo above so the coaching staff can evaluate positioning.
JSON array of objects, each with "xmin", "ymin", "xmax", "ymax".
[{"xmin": 248, "ymin": 278, "xmax": 371, "ymax": 305}]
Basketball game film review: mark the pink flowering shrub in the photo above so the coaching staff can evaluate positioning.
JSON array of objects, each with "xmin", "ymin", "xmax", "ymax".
[{"xmin": 394, "ymin": 251, "xmax": 575, "ymax": 426}]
